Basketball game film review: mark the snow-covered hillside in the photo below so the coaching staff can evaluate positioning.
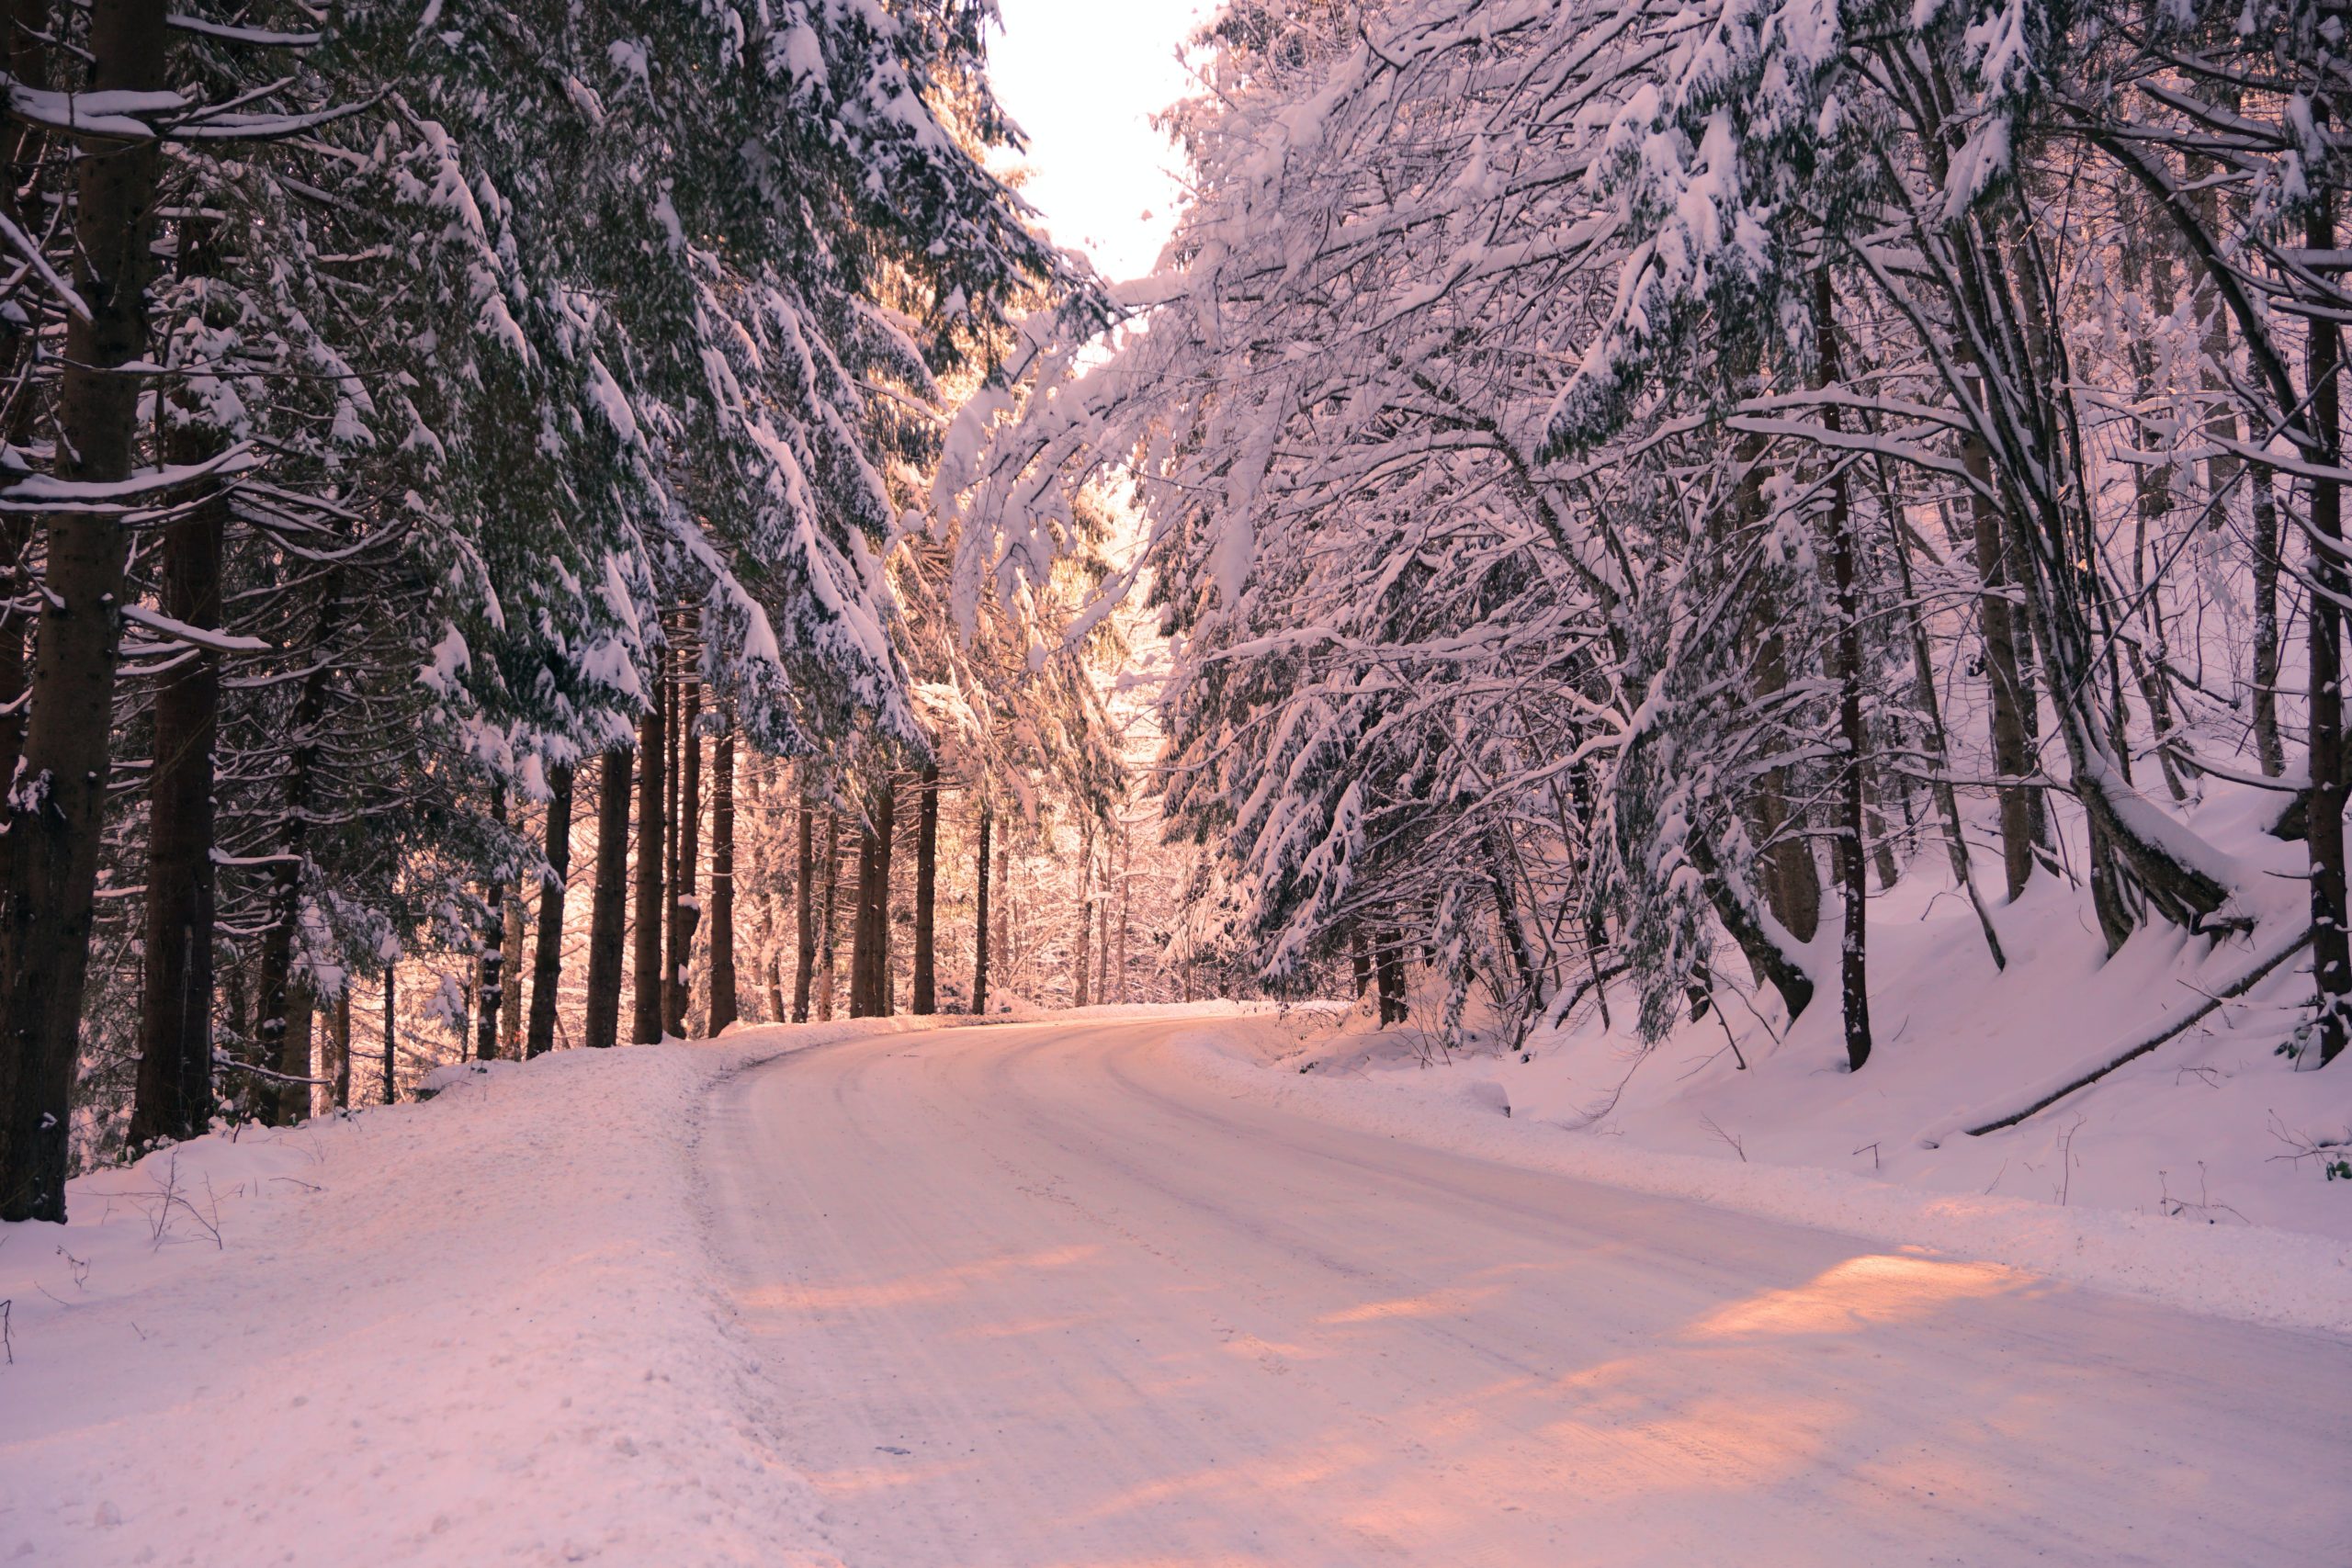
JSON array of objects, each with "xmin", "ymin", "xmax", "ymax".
[{"xmin": 1204, "ymin": 782, "xmax": 2352, "ymax": 1331}]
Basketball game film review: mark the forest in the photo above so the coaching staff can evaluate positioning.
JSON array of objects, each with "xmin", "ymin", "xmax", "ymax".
[
  {"xmin": 1, "ymin": 0, "xmax": 2347, "ymax": 1232},
  {"xmin": 951, "ymin": 0, "xmax": 2352, "ymax": 1111}
]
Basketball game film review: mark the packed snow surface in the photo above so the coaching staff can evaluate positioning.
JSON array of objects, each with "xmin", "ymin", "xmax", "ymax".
[{"xmin": 7, "ymin": 1008, "xmax": 2347, "ymax": 1566}]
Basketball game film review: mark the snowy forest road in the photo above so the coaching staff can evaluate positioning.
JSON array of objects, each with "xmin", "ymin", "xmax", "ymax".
[{"xmin": 700, "ymin": 1020, "xmax": 2350, "ymax": 1567}]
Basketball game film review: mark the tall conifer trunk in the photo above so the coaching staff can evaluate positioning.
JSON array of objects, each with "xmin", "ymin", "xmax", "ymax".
[
  {"xmin": 0, "ymin": 0, "xmax": 49, "ymax": 779},
  {"xmin": 526, "ymin": 764, "xmax": 574, "ymax": 1057},
  {"xmin": 631, "ymin": 675, "xmax": 667, "ymax": 1043},
  {"xmin": 912, "ymin": 763, "xmax": 938, "ymax": 1014},
  {"xmin": 2307, "ymin": 182, "xmax": 2349, "ymax": 1066},
  {"xmin": 0, "ymin": 0, "xmax": 177, "ymax": 1219},
  {"xmin": 850, "ymin": 779, "xmax": 895, "ymax": 1017},
  {"xmin": 972, "ymin": 802, "xmax": 991, "ymax": 1016},
  {"xmin": 707, "ymin": 716, "xmax": 737, "ymax": 1033},
  {"xmin": 668, "ymin": 678, "xmax": 702, "ymax": 1034},
  {"xmin": 475, "ymin": 785, "xmax": 507, "ymax": 1061},
  {"xmin": 331, "ymin": 990, "xmax": 351, "ymax": 1111},
  {"xmin": 379, "ymin": 965, "xmax": 397, "ymax": 1103},
  {"xmin": 130, "ymin": 451, "xmax": 227, "ymax": 1146},
  {"xmin": 817, "ymin": 810, "xmax": 842, "ymax": 1021},
  {"xmin": 793, "ymin": 800, "xmax": 815, "ymax": 1021},
  {"xmin": 1072, "ymin": 824, "xmax": 1093, "ymax": 1009},
  {"xmin": 583, "ymin": 750, "xmax": 631, "ymax": 1050},
  {"xmin": 254, "ymin": 581, "xmax": 343, "ymax": 1127},
  {"xmin": 1815, "ymin": 268, "xmax": 1872, "ymax": 1073}
]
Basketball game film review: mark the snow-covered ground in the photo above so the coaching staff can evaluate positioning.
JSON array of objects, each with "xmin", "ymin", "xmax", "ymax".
[
  {"xmin": 0, "ymin": 1006, "xmax": 1261, "ymax": 1568},
  {"xmin": 1216, "ymin": 783, "xmax": 2352, "ymax": 1334},
  {"xmin": 707, "ymin": 1018, "xmax": 2345, "ymax": 1565},
  {"xmin": 6, "ymin": 1001, "xmax": 2346, "ymax": 1566}
]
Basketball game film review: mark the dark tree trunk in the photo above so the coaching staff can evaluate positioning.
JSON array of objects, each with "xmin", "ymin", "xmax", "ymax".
[
  {"xmin": 912, "ymin": 764, "xmax": 938, "ymax": 1014},
  {"xmin": 2250, "ymin": 467, "xmax": 2287, "ymax": 778},
  {"xmin": 850, "ymin": 780, "xmax": 895, "ymax": 1017},
  {"xmin": 1736, "ymin": 437, "xmax": 1823, "ymax": 943},
  {"xmin": 1815, "ymin": 270, "xmax": 1873, "ymax": 1073},
  {"xmin": 817, "ymin": 810, "xmax": 842, "ymax": 1021},
  {"xmin": 1073, "ymin": 825, "xmax": 1093, "ymax": 1009},
  {"xmin": 475, "ymin": 785, "xmax": 507, "ymax": 1062},
  {"xmin": 792, "ymin": 800, "xmax": 815, "ymax": 1021},
  {"xmin": 666, "ymin": 674, "xmax": 702, "ymax": 1035},
  {"xmin": 631, "ymin": 680, "xmax": 667, "ymax": 1043},
  {"xmin": 707, "ymin": 715, "xmax": 737, "ymax": 1034},
  {"xmin": 1117, "ymin": 824, "xmax": 1131, "ymax": 1003},
  {"xmin": 280, "ymin": 977, "xmax": 315, "ymax": 1125},
  {"xmin": 254, "ymin": 583, "xmax": 344, "ymax": 1127},
  {"xmin": 380, "ymin": 964, "xmax": 397, "ymax": 1103},
  {"xmin": 526, "ymin": 764, "xmax": 574, "ymax": 1057},
  {"xmin": 0, "ymin": 0, "xmax": 48, "ymax": 779},
  {"xmin": 130, "ymin": 442, "xmax": 227, "ymax": 1147},
  {"xmin": 2308, "ymin": 185, "xmax": 2349, "ymax": 1066},
  {"xmin": 583, "ymin": 749, "xmax": 632, "ymax": 1050},
  {"xmin": 1374, "ymin": 929, "xmax": 1408, "ymax": 1025},
  {"xmin": 1351, "ymin": 925, "xmax": 1371, "ymax": 998},
  {"xmin": 331, "ymin": 989, "xmax": 351, "ymax": 1111},
  {"xmin": 1898, "ymin": 493, "xmax": 2007, "ymax": 970},
  {"xmin": 1098, "ymin": 852, "xmax": 1112, "ymax": 1003},
  {"xmin": 1962, "ymin": 384, "xmax": 2046, "ymax": 902},
  {"xmin": 0, "ymin": 0, "xmax": 175, "ymax": 1221},
  {"xmin": 972, "ymin": 802, "xmax": 991, "ymax": 1016}
]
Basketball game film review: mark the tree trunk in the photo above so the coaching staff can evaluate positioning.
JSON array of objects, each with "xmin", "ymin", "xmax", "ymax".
[
  {"xmin": 331, "ymin": 988, "xmax": 351, "ymax": 1111},
  {"xmin": 1374, "ymin": 928, "xmax": 1408, "ymax": 1025},
  {"xmin": 667, "ymin": 676, "xmax": 702, "ymax": 1036},
  {"xmin": 1815, "ymin": 269, "xmax": 1873, "ymax": 1073},
  {"xmin": 583, "ymin": 749, "xmax": 631, "ymax": 1050},
  {"xmin": 380, "ymin": 964, "xmax": 397, "ymax": 1103},
  {"xmin": 252, "ymin": 583, "xmax": 343, "ymax": 1127},
  {"xmin": 793, "ymin": 800, "xmax": 815, "ymax": 1021},
  {"xmin": 475, "ymin": 785, "xmax": 507, "ymax": 1062},
  {"xmin": 1073, "ymin": 825, "xmax": 1093, "ymax": 1009},
  {"xmin": 1351, "ymin": 925, "xmax": 1372, "ymax": 998},
  {"xmin": 2250, "ymin": 468, "xmax": 2287, "ymax": 778},
  {"xmin": 1736, "ymin": 438, "xmax": 1823, "ymax": 942},
  {"xmin": 1962, "ymin": 377, "xmax": 2046, "ymax": 901},
  {"xmin": 501, "ymin": 887, "xmax": 526, "ymax": 1058},
  {"xmin": 130, "ymin": 442, "xmax": 227, "ymax": 1147},
  {"xmin": 0, "ymin": 0, "xmax": 48, "ymax": 778},
  {"xmin": 973, "ymin": 802, "xmax": 992, "ymax": 1016},
  {"xmin": 817, "ymin": 810, "xmax": 842, "ymax": 1021},
  {"xmin": 911, "ymin": 763, "xmax": 938, "ymax": 1014},
  {"xmin": 526, "ymin": 763, "xmax": 574, "ymax": 1057},
  {"xmin": 632, "ymin": 678, "xmax": 667, "ymax": 1043},
  {"xmin": 1897, "ymin": 494, "xmax": 2006, "ymax": 969},
  {"xmin": 278, "ymin": 975, "xmax": 316, "ymax": 1125},
  {"xmin": 1117, "ymin": 822, "xmax": 1131, "ymax": 1003},
  {"xmin": 707, "ymin": 714, "xmax": 737, "ymax": 1034},
  {"xmin": 2308, "ymin": 183, "xmax": 2349, "ymax": 1066},
  {"xmin": 850, "ymin": 779, "xmax": 895, "ymax": 1018},
  {"xmin": 0, "ymin": 0, "xmax": 175, "ymax": 1221}
]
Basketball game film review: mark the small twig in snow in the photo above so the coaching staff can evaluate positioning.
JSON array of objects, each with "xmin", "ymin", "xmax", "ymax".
[
  {"xmin": 1700, "ymin": 1115, "xmax": 1747, "ymax": 1163},
  {"xmin": 2057, "ymin": 1114, "xmax": 2086, "ymax": 1206}
]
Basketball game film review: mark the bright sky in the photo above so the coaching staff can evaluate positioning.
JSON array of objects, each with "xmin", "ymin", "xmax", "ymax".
[{"xmin": 988, "ymin": 0, "xmax": 1216, "ymax": 282}]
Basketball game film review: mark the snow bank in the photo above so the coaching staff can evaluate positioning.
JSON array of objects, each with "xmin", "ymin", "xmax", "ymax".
[
  {"xmin": 1169, "ymin": 778, "xmax": 2352, "ymax": 1337},
  {"xmin": 1177, "ymin": 1007, "xmax": 2352, "ymax": 1338},
  {"xmin": 0, "ymin": 1015, "xmax": 987, "ymax": 1568}
]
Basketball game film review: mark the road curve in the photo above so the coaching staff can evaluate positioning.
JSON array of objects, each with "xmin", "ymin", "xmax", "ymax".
[{"xmin": 698, "ymin": 1019, "xmax": 2351, "ymax": 1568}]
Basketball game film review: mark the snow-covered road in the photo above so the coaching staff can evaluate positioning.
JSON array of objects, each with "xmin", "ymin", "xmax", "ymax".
[{"xmin": 704, "ymin": 1019, "xmax": 2350, "ymax": 1568}]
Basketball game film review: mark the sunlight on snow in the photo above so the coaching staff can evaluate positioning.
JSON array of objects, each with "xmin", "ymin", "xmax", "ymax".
[{"xmin": 1685, "ymin": 1253, "xmax": 2030, "ymax": 1340}]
